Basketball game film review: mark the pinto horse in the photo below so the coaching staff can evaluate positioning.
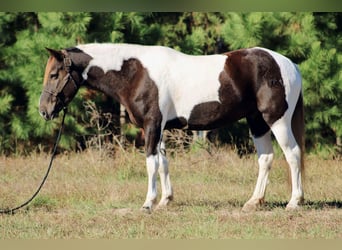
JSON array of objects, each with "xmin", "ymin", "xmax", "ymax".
[{"xmin": 39, "ymin": 43, "xmax": 304, "ymax": 212}]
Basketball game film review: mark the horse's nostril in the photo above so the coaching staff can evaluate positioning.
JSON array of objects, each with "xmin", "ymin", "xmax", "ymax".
[{"xmin": 40, "ymin": 110, "xmax": 48, "ymax": 120}]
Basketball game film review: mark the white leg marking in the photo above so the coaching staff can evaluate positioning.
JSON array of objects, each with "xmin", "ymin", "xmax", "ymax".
[
  {"xmin": 157, "ymin": 142, "xmax": 173, "ymax": 208},
  {"xmin": 142, "ymin": 154, "xmax": 159, "ymax": 212},
  {"xmin": 242, "ymin": 131, "xmax": 274, "ymax": 212},
  {"xmin": 271, "ymin": 117, "xmax": 304, "ymax": 210}
]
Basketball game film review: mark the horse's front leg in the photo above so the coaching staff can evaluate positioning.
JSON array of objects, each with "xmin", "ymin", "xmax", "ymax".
[
  {"xmin": 156, "ymin": 141, "xmax": 173, "ymax": 209},
  {"xmin": 141, "ymin": 122, "xmax": 173, "ymax": 213},
  {"xmin": 142, "ymin": 147, "xmax": 173, "ymax": 213},
  {"xmin": 141, "ymin": 121, "xmax": 162, "ymax": 213},
  {"xmin": 142, "ymin": 153, "xmax": 159, "ymax": 213}
]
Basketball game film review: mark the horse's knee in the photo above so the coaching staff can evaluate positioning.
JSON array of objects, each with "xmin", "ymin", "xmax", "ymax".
[
  {"xmin": 286, "ymin": 146, "xmax": 301, "ymax": 165},
  {"xmin": 158, "ymin": 155, "xmax": 168, "ymax": 172},
  {"xmin": 258, "ymin": 153, "xmax": 274, "ymax": 170},
  {"xmin": 146, "ymin": 154, "xmax": 159, "ymax": 172}
]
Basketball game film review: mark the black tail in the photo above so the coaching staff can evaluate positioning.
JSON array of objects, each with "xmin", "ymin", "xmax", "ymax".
[{"xmin": 291, "ymin": 92, "xmax": 305, "ymax": 179}]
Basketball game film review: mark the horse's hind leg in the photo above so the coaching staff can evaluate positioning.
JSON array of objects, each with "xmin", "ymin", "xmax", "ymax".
[
  {"xmin": 271, "ymin": 116, "xmax": 304, "ymax": 210},
  {"xmin": 242, "ymin": 131, "xmax": 274, "ymax": 212}
]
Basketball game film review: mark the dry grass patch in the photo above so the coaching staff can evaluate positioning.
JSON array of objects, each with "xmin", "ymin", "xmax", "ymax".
[{"xmin": 0, "ymin": 147, "xmax": 341, "ymax": 239}]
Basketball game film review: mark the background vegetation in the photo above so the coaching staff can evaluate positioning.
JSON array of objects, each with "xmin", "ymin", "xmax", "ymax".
[{"xmin": 0, "ymin": 12, "xmax": 341, "ymax": 156}]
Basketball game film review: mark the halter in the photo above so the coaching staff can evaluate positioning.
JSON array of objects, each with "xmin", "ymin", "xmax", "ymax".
[{"xmin": 43, "ymin": 52, "xmax": 80, "ymax": 108}]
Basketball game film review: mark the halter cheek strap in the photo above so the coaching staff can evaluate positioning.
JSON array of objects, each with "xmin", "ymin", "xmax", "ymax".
[
  {"xmin": 57, "ymin": 73, "xmax": 78, "ymax": 95},
  {"xmin": 61, "ymin": 50, "xmax": 85, "ymax": 93}
]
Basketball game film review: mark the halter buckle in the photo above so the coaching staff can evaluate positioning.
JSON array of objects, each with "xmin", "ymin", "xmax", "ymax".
[{"xmin": 63, "ymin": 57, "xmax": 72, "ymax": 69}]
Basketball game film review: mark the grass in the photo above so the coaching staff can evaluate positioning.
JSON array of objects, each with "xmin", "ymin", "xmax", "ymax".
[{"xmin": 0, "ymin": 146, "xmax": 341, "ymax": 239}]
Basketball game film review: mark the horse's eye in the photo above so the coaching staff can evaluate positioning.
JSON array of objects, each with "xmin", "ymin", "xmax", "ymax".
[{"xmin": 50, "ymin": 73, "xmax": 58, "ymax": 79}]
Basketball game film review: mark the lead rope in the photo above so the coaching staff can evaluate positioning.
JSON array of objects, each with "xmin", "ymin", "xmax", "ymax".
[{"xmin": 0, "ymin": 108, "xmax": 67, "ymax": 215}]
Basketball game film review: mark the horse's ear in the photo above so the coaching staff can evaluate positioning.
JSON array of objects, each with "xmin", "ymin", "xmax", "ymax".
[{"xmin": 45, "ymin": 47, "xmax": 63, "ymax": 61}]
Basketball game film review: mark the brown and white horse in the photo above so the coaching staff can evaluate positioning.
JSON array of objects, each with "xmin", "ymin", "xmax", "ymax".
[{"xmin": 39, "ymin": 43, "xmax": 304, "ymax": 212}]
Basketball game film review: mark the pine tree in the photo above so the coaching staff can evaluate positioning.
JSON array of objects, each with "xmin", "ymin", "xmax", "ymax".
[
  {"xmin": 0, "ymin": 13, "xmax": 39, "ymax": 153},
  {"xmin": 0, "ymin": 12, "xmax": 341, "ymax": 155},
  {"xmin": 0, "ymin": 12, "xmax": 91, "ymax": 152},
  {"xmin": 300, "ymin": 13, "xmax": 342, "ymax": 152}
]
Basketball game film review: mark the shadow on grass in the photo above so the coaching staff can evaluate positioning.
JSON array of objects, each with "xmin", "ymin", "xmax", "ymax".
[
  {"xmin": 174, "ymin": 199, "xmax": 342, "ymax": 211},
  {"xmin": 256, "ymin": 200, "xmax": 342, "ymax": 210},
  {"xmin": 304, "ymin": 200, "xmax": 342, "ymax": 209},
  {"xmin": 174, "ymin": 199, "xmax": 245, "ymax": 210}
]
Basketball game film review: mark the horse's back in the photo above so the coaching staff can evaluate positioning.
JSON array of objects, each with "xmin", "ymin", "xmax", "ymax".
[{"xmin": 161, "ymin": 46, "xmax": 302, "ymax": 131}]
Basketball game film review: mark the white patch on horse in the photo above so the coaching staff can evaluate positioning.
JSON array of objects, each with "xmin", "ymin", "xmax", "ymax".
[{"xmin": 77, "ymin": 43, "xmax": 227, "ymax": 126}]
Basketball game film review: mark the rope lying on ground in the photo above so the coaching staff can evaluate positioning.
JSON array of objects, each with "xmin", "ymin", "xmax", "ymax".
[{"xmin": 0, "ymin": 109, "xmax": 67, "ymax": 215}]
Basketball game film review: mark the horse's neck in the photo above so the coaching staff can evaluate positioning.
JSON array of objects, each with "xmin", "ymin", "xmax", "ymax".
[
  {"xmin": 73, "ymin": 44, "xmax": 148, "ymax": 104},
  {"xmin": 82, "ymin": 59, "xmax": 140, "ymax": 104}
]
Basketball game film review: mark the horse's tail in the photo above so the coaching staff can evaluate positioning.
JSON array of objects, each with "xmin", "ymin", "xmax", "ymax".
[{"xmin": 291, "ymin": 90, "xmax": 305, "ymax": 180}]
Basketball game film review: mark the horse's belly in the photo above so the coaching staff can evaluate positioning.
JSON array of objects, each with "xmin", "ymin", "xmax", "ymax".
[{"xmin": 165, "ymin": 100, "xmax": 245, "ymax": 131}]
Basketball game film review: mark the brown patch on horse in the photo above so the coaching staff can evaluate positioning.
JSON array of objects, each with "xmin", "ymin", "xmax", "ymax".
[
  {"xmin": 83, "ymin": 58, "xmax": 163, "ymax": 156},
  {"xmin": 185, "ymin": 51, "xmax": 251, "ymax": 130},
  {"xmin": 223, "ymin": 48, "xmax": 288, "ymax": 138},
  {"xmin": 186, "ymin": 48, "xmax": 287, "ymax": 136}
]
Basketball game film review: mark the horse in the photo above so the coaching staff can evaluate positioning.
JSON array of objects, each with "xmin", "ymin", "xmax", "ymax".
[{"xmin": 39, "ymin": 43, "xmax": 304, "ymax": 213}]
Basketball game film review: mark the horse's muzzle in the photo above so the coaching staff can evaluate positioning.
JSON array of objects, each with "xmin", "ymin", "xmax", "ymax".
[
  {"xmin": 39, "ymin": 106, "xmax": 61, "ymax": 120},
  {"xmin": 39, "ymin": 110, "xmax": 56, "ymax": 120},
  {"xmin": 39, "ymin": 94, "xmax": 64, "ymax": 121}
]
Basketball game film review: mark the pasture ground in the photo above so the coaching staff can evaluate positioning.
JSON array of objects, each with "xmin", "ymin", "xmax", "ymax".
[{"xmin": 0, "ymin": 146, "xmax": 341, "ymax": 239}]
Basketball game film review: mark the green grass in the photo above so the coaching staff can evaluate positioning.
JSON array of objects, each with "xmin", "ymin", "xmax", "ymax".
[{"xmin": 0, "ymin": 147, "xmax": 341, "ymax": 239}]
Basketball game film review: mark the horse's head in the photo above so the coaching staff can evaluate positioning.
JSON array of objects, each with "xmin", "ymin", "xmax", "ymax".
[{"xmin": 39, "ymin": 48, "xmax": 79, "ymax": 120}]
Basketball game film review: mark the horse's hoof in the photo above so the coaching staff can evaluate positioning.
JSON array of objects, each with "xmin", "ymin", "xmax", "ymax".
[
  {"xmin": 155, "ymin": 201, "xmax": 170, "ymax": 211},
  {"xmin": 285, "ymin": 204, "xmax": 302, "ymax": 211},
  {"xmin": 140, "ymin": 206, "xmax": 153, "ymax": 214},
  {"xmin": 241, "ymin": 203, "xmax": 257, "ymax": 212},
  {"xmin": 156, "ymin": 196, "xmax": 173, "ymax": 209},
  {"xmin": 286, "ymin": 197, "xmax": 304, "ymax": 211},
  {"xmin": 241, "ymin": 198, "xmax": 264, "ymax": 212}
]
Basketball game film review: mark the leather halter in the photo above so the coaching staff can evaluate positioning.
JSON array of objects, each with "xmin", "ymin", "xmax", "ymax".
[{"xmin": 43, "ymin": 51, "xmax": 79, "ymax": 108}]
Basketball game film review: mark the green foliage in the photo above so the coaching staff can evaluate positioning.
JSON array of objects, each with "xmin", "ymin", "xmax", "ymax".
[
  {"xmin": 221, "ymin": 12, "xmax": 341, "ymax": 155},
  {"xmin": 222, "ymin": 12, "xmax": 317, "ymax": 61},
  {"xmin": 0, "ymin": 93, "xmax": 13, "ymax": 114},
  {"xmin": 0, "ymin": 12, "xmax": 341, "ymax": 156},
  {"xmin": 300, "ymin": 42, "xmax": 342, "ymax": 148},
  {"xmin": 31, "ymin": 195, "xmax": 58, "ymax": 211}
]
